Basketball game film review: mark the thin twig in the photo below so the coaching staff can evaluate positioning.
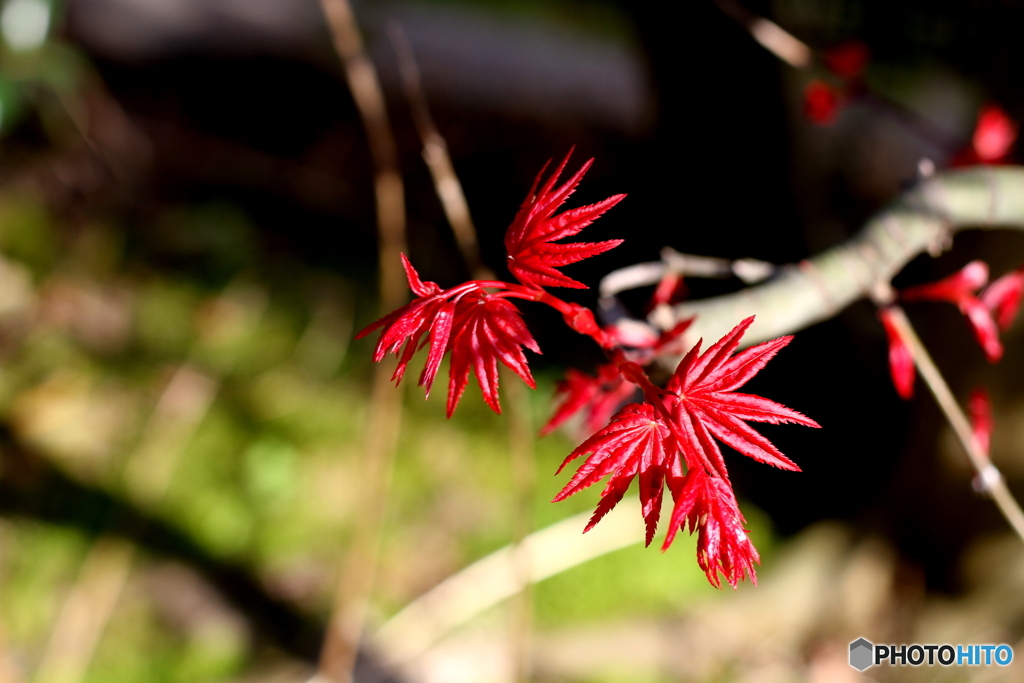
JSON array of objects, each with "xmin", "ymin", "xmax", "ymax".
[
  {"xmin": 316, "ymin": 1, "xmax": 408, "ymax": 681},
  {"xmin": 388, "ymin": 23, "xmax": 488, "ymax": 279},
  {"xmin": 319, "ymin": 0, "xmax": 407, "ymax": 311},
  {"xmin": 881, "ymin": 304, "xmax": 1024, "ymax": 544},
  {"xmin": 389, "ymin": 28, "xmax": 534, "ymax": 680}
]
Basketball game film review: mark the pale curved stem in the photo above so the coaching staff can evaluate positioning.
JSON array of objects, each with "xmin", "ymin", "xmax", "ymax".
[{"xmin": 371, "ymin": 504, "xmax": 644, "ymax": 667}]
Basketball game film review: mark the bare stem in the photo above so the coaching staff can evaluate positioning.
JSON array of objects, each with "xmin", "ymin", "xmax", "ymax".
[
  {"xmin": 388, "ymin": 23, "xmax": 488, "ymax": 279},
  {"xmin": 316, "ymin": 1, "xmax": 408, "ymax": 681},
  {"xmin": 883, "ymin": 304, "xmax": 1024, "ymax": 544},
  {"xmin": 389, "ymin": 30, "xmax": 535, "ymax": 679}
]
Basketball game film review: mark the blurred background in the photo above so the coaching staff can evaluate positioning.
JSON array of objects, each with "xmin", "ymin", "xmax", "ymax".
[{"xmin": 0, "ymin": 0, "xmax": 1022, "ymax": 681}]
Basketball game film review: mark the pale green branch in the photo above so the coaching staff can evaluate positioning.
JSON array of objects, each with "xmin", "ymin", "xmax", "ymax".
[{"xmin": 665, "ymin": 166, "xmax": 1024, "ymax": 347}]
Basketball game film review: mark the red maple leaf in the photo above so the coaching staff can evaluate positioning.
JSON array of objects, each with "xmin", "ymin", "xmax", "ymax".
[
  {"xmin": 554, "ymin": 316, "xmax": 817, "ymax": 585},
  {"xmin": 803, "ymin": 80, "xmax": 841, "ymax": 125},
  {"xmin": 661, "ymin": 467, "xmax": 760, "ymax": 588},
  {"xmin": 821, "ymin": 39, "xmax": 870, "ymax": 81},
  {"xmin": 356, "ymin": 254, "xmax": 454, "ymax": 393},
  {"xmin": 446, "ymin": 289, "xmax": 540, "ymax": 417},
  {"xmin": 541, "ymin": 363, "xmax": 638, "ymax": 437},
  {"xmin": 973, "ymin": 104, "xmax": 1017, "ymax": 163},
  {"xmin": 504, "ymin": 151, "xmax": 626, "ymax": 289},
  {"xmin": 356, "ymin": 255, "xmax": 540, "ymax": 415},
  {"xmin": 667, "ymin": 317, "xmax": 820, "ymax": 479},
  {"xmin": 552, "ymin": 402, "xmax": 681, "ymax": 546},
  {"xmin": 951, "ymin": 104, "xmax": 1018, "ymax": 166},
  {"xmin": 901, "ymin": 260, "xmax": 1003, "ymax": 362}
]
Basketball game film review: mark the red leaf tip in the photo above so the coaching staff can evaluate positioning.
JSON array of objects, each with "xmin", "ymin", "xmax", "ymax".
[{"xmin": 504, "ymin": 153, "xmax": 625, "ymax": 290}]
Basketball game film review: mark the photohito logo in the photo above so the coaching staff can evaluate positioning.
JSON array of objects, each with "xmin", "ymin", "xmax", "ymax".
[{"xmin": 849, "ymin": 638, "xmax": 1013, "ymax": 671}]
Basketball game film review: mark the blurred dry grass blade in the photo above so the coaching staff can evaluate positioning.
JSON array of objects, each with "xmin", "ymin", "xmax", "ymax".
[
  {"xmin": 123, "ymin": 366, "xmax": 219, "ymax": 506},
  {"xmin": 33, "ymin": 364, "xmax": 219, "ymax": 683},
  {"xmin": 32, "ymin": 538, "xmax": 134, "ymax": 683},
  {"xmin": 315, "ymin": 0, "xmax": 408, "ymax": 681},
  {"xmin": 291, "ymin": 277, "xmax": 353, "ymax": 378},
  {"xmin": 713, "ymin": 0, "xmax": 811, "ymax": 67}
]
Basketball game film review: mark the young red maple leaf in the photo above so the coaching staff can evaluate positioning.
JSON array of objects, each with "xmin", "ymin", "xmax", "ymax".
[
  {"xmin": 661, "ymin": 466, "xmax": 760, "ymax": 588},
  {"xmin": 803, "ymin": 80, "xmax": 841, "ymax": 125},
  {"xmin": 648, "ymin": 271, "xmax": 688, "ymax": 311},
  {"xmin": 552, "ymin": 402, "xmax": 681, "ymax": 546},
  {"xmin": 356, "ymin": 255, "xmax": 539, "ymax": 415},
  {"xmin": 901, "ymin": 260, "xmax": 1003, "ymax": 362},
  {"xmin": 446, "ymin": 289, "xmax": 540, "ymax": 417},
  {"xmin": 821, "ymin": 39, "xmax": 870, "ymax": 81},
  {"xmin": 981, "ymin": 265, "xmax": 1024, "ymax": 331},
  {"xmin": 878, "ymin": 307, "xmax": 915, "ymax": 399},
  {"xmin": 973, "ymin": 104, "xmax": 1017, "ymax": 163},
  {"xmin": 541, "ymin": 364, "xmax": 638, "ymax": 437},
  {"xmin": 553, "ymin": 316, "xmax": 817, "ymax": 585},
  {"xmin": 356, "ymin": 254, "xmax": 455, "ymax": 392},
  {"xmin": 951, "ymin": 104, "xmax": 1018, "ymax": 166},
  {"xmin": 968, "ymin": 386, "xmax": 993, "ymax": 458},
  {"xmin": 504, "ymin": 151, "xmax": 626, "ymax": 289},
  {"xmin": 666, "ymin": 316, "xmax": 820, "ymax": 479}
]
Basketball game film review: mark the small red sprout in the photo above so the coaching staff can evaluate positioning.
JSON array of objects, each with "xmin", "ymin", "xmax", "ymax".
[
  {"xmin": 969, "ymin": 387, "xmax": 993, "ymax": 458},
  {"xmin": 981, "ymin": 265, "xmax": 1024, "ymax": 331},
  {"xmin": 878, "ymin": 307, "xmax": 915, "ymax": 400},
  {"xmin": 951, "ymin": 104, "xmax": 1018, "ymax": 166},
  {"xmin": 821, "ymin": 39, "xmax": 870, "ymax": 81},
  {"xmin": 901, "ymin": 261, "xmax": 1003, "ymax": 362},
  {"xmin": 803, "ymin": 80, "xmax": 841, "ymax": 125}
]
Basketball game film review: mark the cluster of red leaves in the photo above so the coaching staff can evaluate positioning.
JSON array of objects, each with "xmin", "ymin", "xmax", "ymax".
[
  {"xmin": 553, "ymin": 318, "xmax": 819, "ymax": 587},
  {"xmin": 880, "ymin": 261, "xmax": 1024, "ymax": 400},
  {"xmin": 360, "ymin": 152, "xmax": 819, "ymax": 589},
  {"xmin": 357, "ymin": 152, "xmax": 622, "ymax": 415}
]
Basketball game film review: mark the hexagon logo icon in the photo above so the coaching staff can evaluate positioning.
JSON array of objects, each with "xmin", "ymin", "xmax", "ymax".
[{"xmin": 849, "ymin": 638, "xmax": 874, "ymax": 671}]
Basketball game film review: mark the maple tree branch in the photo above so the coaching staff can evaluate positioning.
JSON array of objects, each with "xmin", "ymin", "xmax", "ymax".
[
  {"xmin": 663, "ymin": 166, "xmax": 1024, "ymax": 349},
  {"xmin": 879, "ymin": 304, "xmax": 1024, "ymax": 544},
  {"xmin": 316, "ymin": 1, "xmax": 408, "ymax": 682}
]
